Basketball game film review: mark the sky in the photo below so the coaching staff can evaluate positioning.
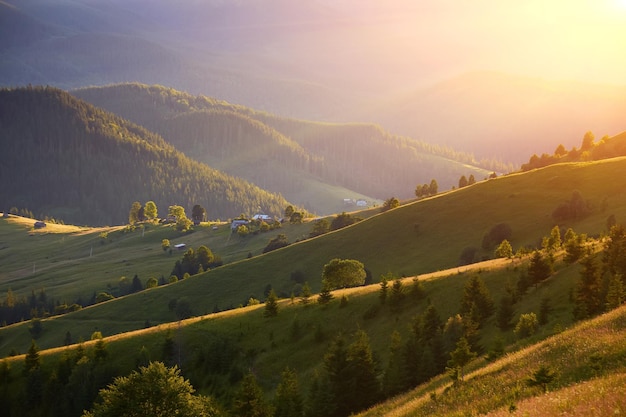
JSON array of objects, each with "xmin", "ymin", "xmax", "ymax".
[{"xmin": 310, "ymin": 0, "xmax": 626, "ymax": 89}]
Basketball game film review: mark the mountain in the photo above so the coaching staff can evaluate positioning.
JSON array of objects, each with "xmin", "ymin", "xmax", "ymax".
[
  {"xmin": 366, "ymin": 71, "xmax": 626, "ymax": 163},
  {"xmin": 0, "ymin": 86, "xmax": 291, "ymax": 225},
  {"xmin": 4, "ymin": 2, "xmax": 626, "ymax": 168},
  {"xmin": 73, "ymin": 83, "xmax": 494, "ymax": 214}
]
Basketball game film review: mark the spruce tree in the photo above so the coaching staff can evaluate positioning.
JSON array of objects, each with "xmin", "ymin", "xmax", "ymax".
[
  {"xmin": 264, "ymin": 289, "xmax": 279, "ymax": 318},
  {"xmin": 274, "ymin": 367, "xmax": 303, "ymax": 417},
  {"xmin": 232, "ymin": 372, "xmax": 273, "ymax": 417}
]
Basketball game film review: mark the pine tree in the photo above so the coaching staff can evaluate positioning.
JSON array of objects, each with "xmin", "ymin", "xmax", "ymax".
[
  {"xmin": 382, "ymin": 330, "xmax": 405, "ymax": 396},
  {"xmin": 264, "ymin": 289, "xmax": 279, "ymax": 318},
  {"xmin": 573, "ymin": 256, "xmax": 603, "ymax": 320},
  {"xmin": 300, "ymin": 282, "xmax": 312, "ymax": 305},
  {"xmin": 232, "ymin": 372, "xmax": 273, "ymax": 417},
  {"xmin": 317, "ymin": 285, "xmax": 333, "ymax": 306},
  {"xmin": 447, "ymin": 337, "xmax": 476, "ymax": 382},
  {"xmin": 274, "ymin": 367, "xmax": 303, "ymax": 417},
  {"xmin": 605, "ymin": 274, "xmax": 625, "ymax": 310},
  {"xmin": 460, "ymin": 275, "xmax": 495, "ymax": 323},
  {"xmin": 346, "ymin": 330, "xmax": 380, "ymax": 412}
]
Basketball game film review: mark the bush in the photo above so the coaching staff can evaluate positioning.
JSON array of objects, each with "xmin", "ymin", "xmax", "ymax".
[{"xmin": 514, "ymin": 312, "xmax": 538, "ymax": 339}]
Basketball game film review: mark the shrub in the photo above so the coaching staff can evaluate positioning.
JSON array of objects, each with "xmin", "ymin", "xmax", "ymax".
[{"xmin": 514, "ymin": 312, "xmax": 538, "ymax": 339}]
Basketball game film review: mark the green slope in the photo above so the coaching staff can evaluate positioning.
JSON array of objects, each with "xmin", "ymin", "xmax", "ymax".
[
  {"xmin": 73, "ymin": 83, "xmax": 493, "ymax": 214},
  {"xmin": 2, "ymin": 157, "xmax": 626, "ymax": 357},
  {"xmin": 0, "ymin": 86, "xmax": 292, "ymax": 225}
]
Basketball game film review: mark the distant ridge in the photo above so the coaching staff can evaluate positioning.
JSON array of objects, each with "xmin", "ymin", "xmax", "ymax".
[{"xmin": 0, "ymin": 86, "xmax": 291, "ymax": 225}]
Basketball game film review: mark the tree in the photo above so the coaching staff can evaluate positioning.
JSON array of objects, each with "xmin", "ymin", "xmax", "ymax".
[
  {"xmin": 82, "ymin": 362, "xmax": 220, "ymax": 417},
  {"xmin": 573, "ymin": 256, "xmax": 603, "ymax": 320},
  {"xmin": 130, "ymin": 274, "xmax": 143, "ymax": 293},
  {"xmin": 321, "ymin": 258, "xmax": 366, "ymax": 290},
  {"xmin": 191, "ymin": 204, "xmax": 206, "ymax": 224},
  {"xmin": 128, "ymin": 201, "xmax": 142, "ymax": 225},
  {"xmin": 317, "ymin": 284, "xmax": 334, "ymax": 306},
  {"xmin": 196, "ymin": 245, "xmax": 215, "ymax": 270},
  {"xmin": 429, "ymin": 179, "xmax": 438, "ymax": 195},
  {"xmin": 264, "ymin": 289, "xmax": 279, "ymax": 317},
  {"xmin": 330, "ymin": 212, "xmax": 356, "ymax": 231},
  {"xmin": 460, "ymin": 275, "xmax": 495, "ymax": 324},
  {"xmin": 289, "ymin": 211, "xmax": 304, "ymax": 224},
  {"xmin": 232, "ymin": 372, "xmax": 272, "ymax": 417},
  {"xmin": 447, "ymin": 337, "xmax": 476, "ymax": 382},
  {"xmin": 514, "ymin": 313, "xmax": 538, "ymax": 339},
  {"xmin": 605, "ymin": 274, "xmax": 625, "ymax": 311},
  {"xmin": 144, "ymin": 201, "xmax": 157, "ymax": 220},
  {"xmin": 528, "ymin": 250, "xmax": 552, "ymax": 287},
  {"xmin": 580, "ymin": 130, "xmax": 595, "ymax": 151},
  {"xmin": 284, "ymin": 205, "xmax": 295, "ymax": 219},
  {"xmin": 468, "ymin": 174, "xmax": 476, "ymax": 185},
  {"xmin": 161, "ymin": 239, "xmax": 170, "ymax": 252},
  {"xmin": 458, "ymin": 175, "xmax": 468, "ymax": 188},
  {"xmin": 564, "ymin": 229, "xmax": 586, "ymax": 263},
  {"xmin": 542, "ymin": 225, "xmax": 562, "ymax": 253},
  {"xmin": 168, "ymin": 205, "xmax": 187, "ymax": 220},
  {"xmin": 145, "ymin": 277, "xmax": 158, "ymax": 289},
  {"xmin": 176, "ymin": 216, "xmax": 192, "ymax": 232},
  {"xmin": 382, "ymin": 331, "xmax": 404, "ymax": 396},
  {"xmin": 300, "ymin": 282, "xmax": 312, "ymax": 305},
  {"xmin": 527, "ymin": 365, "xmax": 556, "ymax": 393},
  {"xmin": 554, "ymin": 143, "xmax": 567, "ymax": 157},
  {"xmin": 274, "ymin": 368, "xmax": 303, "ymax": 417},
  {"xmin": 309, "ymin": 218, "xmax": 329, "ymax": 238},
  {"xmin": 263, "ymin": 234, "xmax": 290, "ymax": 253},
  {"xmin": 379, "ymin": 277, "xmax": 389, "ymax": 305},
  {"xmin": 345, "ymin": 330, "xmax": 380, "ymax": 412},
  {"xmin": 381, "ymin": 197, "xmax": 399, "ymax": 212},
  {"xmin": 496, "ymin": 295, "xmax": 515, "ymax": 331},
  {"xmin": 495, "ymin": 239, "xmax": 513, "ymax": 258}
]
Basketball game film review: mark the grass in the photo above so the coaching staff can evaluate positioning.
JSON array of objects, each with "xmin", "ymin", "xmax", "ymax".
[
  {"xmin": 358, "ymin": 304, "xmax": 626, "ymax": 416},
  {"xmin": 2, "ymin": 157, "xmax": 626, "ymax": 354}
]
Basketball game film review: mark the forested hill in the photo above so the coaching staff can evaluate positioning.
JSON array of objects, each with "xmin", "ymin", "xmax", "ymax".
[
  {"xmin": 521, "ymin": 130, "xmax": 626, "ymax": 171},
  {"xmin": 74, "ymin": 84, "xmax": 494, "ymax": 212},
  {"xmin": 0, "ymin": 86, "xmax": 291, "ymax": 225}
]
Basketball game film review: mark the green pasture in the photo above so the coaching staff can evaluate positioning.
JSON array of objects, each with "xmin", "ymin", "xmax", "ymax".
[{"xmin": 1, "ymin": 158, "xmax": 625, "ymax": 358}]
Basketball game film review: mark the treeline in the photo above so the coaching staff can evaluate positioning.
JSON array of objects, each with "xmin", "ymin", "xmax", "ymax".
[
  {"xmin": 0, "ymin": 289, "xmax": 84, "ymax": 329},
  {"xmin": 522, "ymin": 130, "xmax": 626, "ymax": 171},
  {"xmin": 0, "ymin": 86, "xmax": 291, "ymax": 226},
  {"xmin": 74, "ymin": 84, "xmax": 497, "ymax": 202}
]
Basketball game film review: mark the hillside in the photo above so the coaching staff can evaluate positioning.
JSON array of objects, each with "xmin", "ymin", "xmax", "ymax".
[
  {"xmin": 2, "ymin": 157, "xmax": 626, "ymax": 357},
  {"xmin": 0, "ymin": 86, "xmax": 292, "ymax": 225},
  {"xmin": 73, "ymin": 83, "xmax": 494, "ymax": 213},
  {"xmin": 1, "ymin": 157, "xmax": 626, "ymax": 415},
  {"xmin": 1, "ymin": 227, "xmax": 625, "ymax": 416}
]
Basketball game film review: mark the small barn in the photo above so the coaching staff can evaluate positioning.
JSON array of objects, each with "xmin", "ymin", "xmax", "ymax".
[{"xmin": 34, "ymin": 221, "xmax": 47, "ymax": 229}]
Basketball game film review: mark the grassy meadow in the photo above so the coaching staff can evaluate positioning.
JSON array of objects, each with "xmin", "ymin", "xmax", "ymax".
[{"xmin": 2, "ymin": 158, "xmax": 626, "ymax": 357}]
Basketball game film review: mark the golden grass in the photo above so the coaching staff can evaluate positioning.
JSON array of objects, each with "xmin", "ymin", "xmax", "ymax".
[{"xmin": 358, "ymin": 305, "xmax": 626, "ymax": 416}]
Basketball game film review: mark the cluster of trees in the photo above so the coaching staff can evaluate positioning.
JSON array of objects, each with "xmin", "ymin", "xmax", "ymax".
[
  {"xmin": 458, "ymin": 174, "xmax": 476, "ymax": 188},
  {"xmin": 0, "ymin": 87, "xmax": 290, "ymax": 226},
  {"xmin": 521, "ymin": 131, "xmax": 626, "ymax": 171},
  {"xmin": 414, "ymin": 179, "xmax": 439, "ymax": 198},
  {"xmin": 0, "ymin": 289, "xmax": 84, "ymax": 329},
  {"xmin": 171, "ymin": 246, "xmax": 221, "ymax": 279}
]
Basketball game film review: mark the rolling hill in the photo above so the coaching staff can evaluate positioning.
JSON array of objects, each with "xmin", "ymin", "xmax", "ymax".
[
  {"xmin": 0, "ymin": 86, "xmax": 292, "ymax": 225},
  {"xmin": 73, "ymin": 83, "xmax": 494, "ymax": 214},
  {"xmin": 5, "ymin": 1, "xmax": 625, "ymax": 167},
  {"xmin": 2, "ymin": 156, "xmax": 626, "ymax": 357},
  {"xmin": 1, "ymin": 155, "xmax": 626, "ymax": 416}
]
